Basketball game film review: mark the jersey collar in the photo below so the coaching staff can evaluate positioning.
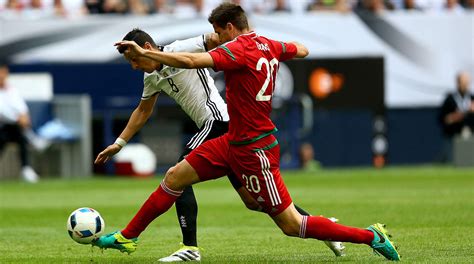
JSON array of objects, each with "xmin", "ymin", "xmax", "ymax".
[{"xmin": 240, "ymin": 31, "xmax": 257, "ymax": 39}]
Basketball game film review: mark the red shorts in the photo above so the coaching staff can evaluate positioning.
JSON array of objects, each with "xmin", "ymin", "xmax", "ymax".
[{"xmin": 186, "ymin": 133, "xmax": 292, "ymax": 216}]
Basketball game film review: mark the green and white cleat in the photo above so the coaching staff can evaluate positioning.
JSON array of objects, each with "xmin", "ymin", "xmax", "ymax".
[
  {"xmin": 324, "ymin": 217, "xmax": 346, "ymax": 256},
  {"xmin": 92, "ymin": 231, "xmax": 138, "ymax": 254},
  {"xmin": 158, "ymin": 243, "xmax": 201, "ymax": 262},
  {"xmin": 367, "ymin": 223, "xmax": 400, "ymax": 261}
]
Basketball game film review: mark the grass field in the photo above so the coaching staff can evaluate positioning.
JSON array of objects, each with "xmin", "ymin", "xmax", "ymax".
[{"xmin": 0, "ymin": 166, "xmax": 473, "ymax": 263}]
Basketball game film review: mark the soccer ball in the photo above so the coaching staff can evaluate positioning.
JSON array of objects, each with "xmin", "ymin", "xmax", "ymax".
[{"xmin": 67, "ymin": 207, "xmax": 105, "ymax": 244}]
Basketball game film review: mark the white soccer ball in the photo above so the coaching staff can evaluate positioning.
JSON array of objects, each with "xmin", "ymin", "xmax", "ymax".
[{"xmin": 67, "ymin": 207, "xmax": 105, "ymax": 244}]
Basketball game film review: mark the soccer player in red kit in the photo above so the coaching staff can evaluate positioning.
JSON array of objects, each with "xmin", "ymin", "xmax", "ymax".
[{"xmin": 95, "ymin": 3, "xmax": 400, "ymax": 261}]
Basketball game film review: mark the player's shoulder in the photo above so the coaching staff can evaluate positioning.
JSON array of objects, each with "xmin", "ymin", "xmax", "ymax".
[
  {"xmin": 144, "ymin": 71, "xmax": 158, "ymax": 79},
  {"xmin": 246, "ymin": 32, "xmax": 283, "ymax": 48},
  {"xmin": 143, "ymin": 71, "xmax": 160, "ymax": 84},
  {"xmin": 255, "ymin": 34, "xmax": 285, "ymax": 48},
  {"xmin": 163, "ymin": 44, "xmax": 174, "ymax": 53}
]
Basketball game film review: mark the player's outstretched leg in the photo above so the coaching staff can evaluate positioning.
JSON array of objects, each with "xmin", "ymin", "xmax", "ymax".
[
  {"xmin": 158, "ymin": 186, "xmax": 201, "ymax": 262},
  {"xmin": 294, "ymin": 205, "xmax": 345, "ymax": 257},
  {"xmin": 92, "ymin": 180, "xmax": 181, "ymax": 254},
  {"xmin": 274, "ymin": 205, "xmax": 400, "ymax": 261},
  {"xmin": 94, "ymin": 160, "xmax": 200, "ymax": 254},
  {"xmin": 236, "ymin": 184, "xmax": 346, "ymax": 258},
  {"xmin": 299, "ymin": 215, "xmax": 400, "ymax": 261}
]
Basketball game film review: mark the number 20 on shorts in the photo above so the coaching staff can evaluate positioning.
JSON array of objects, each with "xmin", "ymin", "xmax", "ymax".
[{"xmin": 242, "ymin": 174, "xmax": 261, "ymax": 193}]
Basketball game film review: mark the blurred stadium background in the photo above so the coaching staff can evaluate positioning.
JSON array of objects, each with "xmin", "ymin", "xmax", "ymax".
[{"xmin": 1, "ymin": 0, "xmax": 473, "ymax": 178}]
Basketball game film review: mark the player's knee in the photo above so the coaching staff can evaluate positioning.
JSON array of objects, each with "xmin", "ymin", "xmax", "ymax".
[
  {"xmin": 164, "ymin": 165, "xmax": 176, "ymax": 180},
  {"xmin": 164, "ymin": 165, "xmax": 184, "ymax": 190},
  {"xmin": 164, "ymin": 162, "xmax": 197, "ymax": 191}
]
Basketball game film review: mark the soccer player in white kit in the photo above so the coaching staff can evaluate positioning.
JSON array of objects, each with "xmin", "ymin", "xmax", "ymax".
[{"xmin": 94, "ymin": 28, "xmax": 344, "ymax": 262}]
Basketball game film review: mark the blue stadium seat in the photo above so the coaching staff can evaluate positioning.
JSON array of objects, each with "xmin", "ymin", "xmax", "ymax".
[{"xmin": 26, "ymin": 101, "xmax": 53, "ymax": 132}]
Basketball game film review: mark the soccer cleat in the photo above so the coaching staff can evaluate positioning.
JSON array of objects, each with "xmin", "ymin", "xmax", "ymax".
[
  {"xmin": 323, "ymin": 217, "xmax": 346, "ymax": 257},
  {"xmin": 324, "ymin": 240, "xmax": 346, "ymax": 257},
  {"xmin": 92, "ymin": 231, "xmax": 138, "ymax": 254},
  {"xmin": 21, "ymin": 166, "xmax": 39, "ymax": 183},
  {"xmin": 367, "ymin": 223, "xmax": 400, "ymax": 261},
  {"xmin": 158, "ymin": 243, "xmax": 201, "ymax": 262}
]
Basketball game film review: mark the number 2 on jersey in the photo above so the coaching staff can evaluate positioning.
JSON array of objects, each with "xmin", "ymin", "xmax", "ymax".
[{"xmin": 255, "ymin": 57, "xmax": 278, "ymax": 101}]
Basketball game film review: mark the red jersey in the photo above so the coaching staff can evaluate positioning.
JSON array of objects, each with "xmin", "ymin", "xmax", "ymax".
[{"xmin": 209, "ymin": 31, "xmax": 297, "ymax": 144}]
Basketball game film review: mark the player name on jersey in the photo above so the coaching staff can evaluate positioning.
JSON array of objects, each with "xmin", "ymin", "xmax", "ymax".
[{"xmin": 256, "ymin": 42, "xmax": 270, "ymax": 52}]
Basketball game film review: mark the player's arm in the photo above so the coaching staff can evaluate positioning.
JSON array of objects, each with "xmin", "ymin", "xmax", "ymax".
[
  {"xmin": 444, "ymin": 110, "xmax": 465, "ymax": 125},
  {"xmin": 146, "ymin": 51, "xmax": 214, "ymax": 69},
  {"xmin": 118, "ymin": 94, "xmax": 157, "ymax": 142},
  {"xmin": 94, "ymin": 94, "xmax": 158, "ymax": 164},
  {"xmin": 143, "ymin": 50, "xmax": 214, "ymax": 69},
  {"xmin": 17, "ymin": 113, "xmax": 31, "ymax": 129},
  {"xmin": 439, "ymin": 97, "xmax": 463, "ymax": 125},
  {"xmin": 116, "ymin": 40, "xmax": 214, "ymax": 69},
  {"xmin": 288, "ymin": 41, "xmax": 309, "ymax": 58}
]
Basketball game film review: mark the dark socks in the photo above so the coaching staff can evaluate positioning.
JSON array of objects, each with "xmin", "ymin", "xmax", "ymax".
[{"xmin": 175, "ymin": 185, "xmax": 198, "ymax": 247}]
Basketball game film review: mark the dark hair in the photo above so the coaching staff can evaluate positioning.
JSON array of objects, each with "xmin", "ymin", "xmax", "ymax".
[
  {"xmin": 208, "ymin": 3, "xmax": 249, "ymax": 31},
  {"xmin": 118, "ymin": 28, "xmax": 157, "ymax": 54}
]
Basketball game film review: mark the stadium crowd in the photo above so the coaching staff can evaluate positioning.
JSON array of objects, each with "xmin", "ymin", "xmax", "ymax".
[{"xmin": 0, "ymin": 0, "xmax": 472, "ymax": 19}]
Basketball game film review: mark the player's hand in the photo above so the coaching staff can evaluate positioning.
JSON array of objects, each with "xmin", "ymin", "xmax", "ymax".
[
  {"xmin": 205, "ymin": 33, "xmax": 221, "ymax": 50},
  {"xmin": 114, "ymin": 40, "xmax": 145, "ymax": 58},
  {"xmin": 94, "ymin": 144, "xmax": 122, "ymax": 165}
]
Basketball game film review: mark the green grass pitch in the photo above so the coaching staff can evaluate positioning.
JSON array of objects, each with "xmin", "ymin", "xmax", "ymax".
[{"xmin": 0, "ymin": 166, "xmax": 473, "ymax": 263}]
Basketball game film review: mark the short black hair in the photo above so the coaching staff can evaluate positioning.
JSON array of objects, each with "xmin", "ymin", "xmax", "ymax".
[
  {"xmin": 208, "ymin": 3, "xmax": 249, "ymax": 31},
  {"xmin": 118, "ymin": 28, "xmax": 157, "ymax": 54}
]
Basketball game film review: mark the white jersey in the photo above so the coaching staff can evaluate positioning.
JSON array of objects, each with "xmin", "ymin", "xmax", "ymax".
[
  {"xmin": 142, "ymin": 35, "xmax": 229, "ymax": 129},
  {"xmin": 0, "ymin": 85, "xmax": 28, "ymax": 124}
]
